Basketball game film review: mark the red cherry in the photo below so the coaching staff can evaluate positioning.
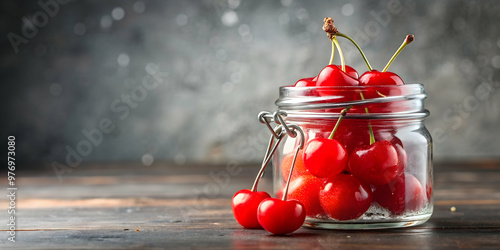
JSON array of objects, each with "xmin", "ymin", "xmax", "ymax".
[
  {"xmin": 331, "ymin": 121, "xmax": 371, "ymax": 155},
  {"xmin": 316, "ymin": 65, "xmax": 359, "ymax": 87},
  {"xmin": 374, "ymin": 132, "xmax": 407, "ymax": 173},
  {"xmin": 285, "ymin": 175, "xmax": 326, "ymax": 217},
  {"xmin": 336, "ymin": 65, "xmax": 359, "ymax": 79},
  {"xmin": 359, "ymin": 70, "xmax": 404, "ymax": 86},
  {"xmin": 294, "ymin": 77, "xmax": 316, "ymax": 87},
  {"xmin": 257, "ymin": 198, "xmax": 306, "ymax": 235},
  {"xmin": 281, "ymin": 150, "xmax": 310, "ymax": 181},
  {"xmin": 363, "ymin": 85, "xmax": 408, "ymax": 98},
  {"xmin": 319, "ymin": 174, "xmax": 373, "ymax": 220},
  {"xmin": 358, "ymin": 85, "xmax": 410, "ymax": 114},
  {"xmin": 373, "ymin": 174, "xmax": 427, "ymax": 215},
  {"xmin": 358, "ymin": 34, "xmax": 414, "ymax": 87},
  {"xmin": 303, "ymin": 137, "xmax": 348, "ymax": 178},
  {"xmin": 232, "ymin": 189, "xmax": 271, "ymax": 228},
  {"xmin": 348, "ymin": 140, "xmax": 401, "ymax": 185}
]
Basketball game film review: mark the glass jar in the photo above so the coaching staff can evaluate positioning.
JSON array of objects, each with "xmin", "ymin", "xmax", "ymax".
[{"xmin": 272, "ymin": 84, "xmax": 433, "ymax": 229}]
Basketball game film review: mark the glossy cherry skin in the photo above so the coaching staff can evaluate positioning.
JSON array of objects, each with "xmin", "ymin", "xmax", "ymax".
[
  {"xmin": 360, "ymin": 86, "xmax": 410, "ymax": 114},
  {"xmin": 316, "ymin": 65, "xmax": 359, "ymax": 87},
  {"xmin": 348, "ymin": 140, "xmax": 401, "ymax": 186},
  {"xmin": 281, "ymin": 150, "xmax": 310, "ymax": 181},
  {"xmin": 294, "ymin": 77, "xmax": 316, "ymax": 87},
  {"xmin": 331, "ymin": 122, "xmax": 371, "ymax": 156},
  {"xmin": 336, "ymin": 65, "xmax": 359, "ymax": 79},
  {"xmin": 232, "ymin": 189, "xmax": 271, "ymax": 229},
  {"xmin": 373, "ymin": 174, "xmax": 427, "ymax": 215},
  {"xmin": 319, "ymin": 174, "xmax": 373, "ymax": 221},
  {"xmin": 303, "ymin": 137, "xmax": 348, "ymax": 178},
  {"xmin": 285, "ymin": 175, "xmax": 326, "ymax": 217},
  {"xmin": 313, "ymin": 65, "xmax": 358, "ymax": 82},
  {"xmin": 374, "ymin": 132, "xmax": 407, "ymax": 173},
  {"xmin": 359, "ymin": 70, "xmax": 404, "ymax": 86},
  {"xmin": 257, "ymin": 198, "xmax": 306, "ymax": 235}
]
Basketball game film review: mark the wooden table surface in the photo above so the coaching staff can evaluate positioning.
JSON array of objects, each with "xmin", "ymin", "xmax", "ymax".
[{"xmin": 1, "ymin": 160, "xmax": 500, "ymax": 249}]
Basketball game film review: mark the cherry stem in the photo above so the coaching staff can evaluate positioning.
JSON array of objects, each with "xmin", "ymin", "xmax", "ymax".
[
  {"xmin": 250, "ymin": 134, "xmax": 275, "ymax": 192},
  {"xmin": 329, "ymin": 39, "xmax": 335, "ymax": 65},
  {"xmin": 332, "ymin": 37, "xmax": 345, "ymax": 72},
  {"xmin": 282, "ymin": 146, "xmax": 301, "ymax": 201},
  {"xmin": 328, "ymin": 105, "xmax": 353, "ymax": 140},
  {"xmin": 382, "ymin": 34, "xmax": 414, "ymax": 72},
  {"xmin": 337, "ymin": 32, "xmax": 373, "ymax": 71},
  {"xmin": 359, "ymin": 92, "xmax": 375, "ymax": 145}
]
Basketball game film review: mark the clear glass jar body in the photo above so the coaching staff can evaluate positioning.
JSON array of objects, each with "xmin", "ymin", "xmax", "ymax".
[{"xmin": 273, "ymin": 84, "xmax": 433, "ymax": 229}]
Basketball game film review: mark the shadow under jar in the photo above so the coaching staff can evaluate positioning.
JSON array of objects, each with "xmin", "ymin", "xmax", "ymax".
[{"xmin": 273, "ymin": 84, "xmax": 433, "ymax": 230}]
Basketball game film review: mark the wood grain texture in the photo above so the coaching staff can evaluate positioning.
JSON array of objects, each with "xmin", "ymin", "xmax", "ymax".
[{"xmin": 0, "ymin": 161, "xmax": 499, "ymax": 249}]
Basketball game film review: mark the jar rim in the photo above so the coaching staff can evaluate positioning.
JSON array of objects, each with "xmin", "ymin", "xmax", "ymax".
[{"xmin": 275, "ymin": 83, "xmax": 429, "ymax": 120}]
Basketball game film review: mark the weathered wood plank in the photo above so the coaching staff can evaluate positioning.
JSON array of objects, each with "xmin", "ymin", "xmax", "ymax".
[{"xmin": 0, "ymin": 161, "xmax": 499, "ymax": 249}]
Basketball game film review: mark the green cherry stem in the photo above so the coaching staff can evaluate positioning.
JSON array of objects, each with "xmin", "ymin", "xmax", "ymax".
[
  {"xmin": 382, "ymin": 34, "xmax": 415, "ymax": 72},
  {"xmin": 328, "ymin": 105, "xmax": 353, "ymax": 140},
  {"xmin": 329, "ymin": 39, "xmax": 336, "ymax": 65},
  {"xmin": 359, "ymin": 92, "xmax": 375, "ymax": 145},
  {"xmin": 337, "ymin": 32, "xmax": 373, "ymax": 71},
  {"xmin": 332, "ymin": 37, "xmax": 346, "ymax": 72}
]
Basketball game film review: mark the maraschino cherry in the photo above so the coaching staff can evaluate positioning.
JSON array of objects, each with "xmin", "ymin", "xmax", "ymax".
[
  {"xmin": 303, "ymin": 106, "xmax": 351, "ymax": 178},
  {"xmin": 257, "ymin": 146, "xmax": 306, "ymax": 235}
]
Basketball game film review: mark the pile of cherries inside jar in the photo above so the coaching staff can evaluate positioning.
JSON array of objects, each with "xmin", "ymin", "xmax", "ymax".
[{"xmin": 232, "ymin": 17, "xmax": 429, "ymax": 235}]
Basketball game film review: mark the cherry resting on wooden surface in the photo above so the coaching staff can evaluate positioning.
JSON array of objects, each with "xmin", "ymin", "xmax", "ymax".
[
  {"xmin": 257, "ymin": 198, "xmax": 306, "ymax": 234},
  {"xmin": 232, "ymin": 137, "xmax": 275, "ymax": 229},
  {"xmin": 319, "ymin": 174, "xmax": 373, "ymax": 220},
  {"xmin": 232, "ymin": 190, "xmax": 271, "ymax": 228},
  {"xmin": 258, "ymin": 145, "xmax": 306, "ymax": 235}
]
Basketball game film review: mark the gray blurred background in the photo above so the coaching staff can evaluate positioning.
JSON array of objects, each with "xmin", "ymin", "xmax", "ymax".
[{"xmin": 1, "ymin": 0, "xmax": 499, "ymax": 170}]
